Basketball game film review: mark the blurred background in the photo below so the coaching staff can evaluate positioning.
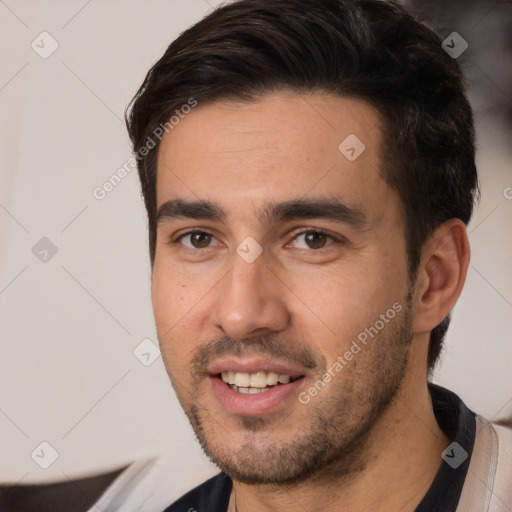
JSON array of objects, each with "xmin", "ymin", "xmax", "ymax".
[{"xmin": 0, "ymin": 0, "xmax": 511, "ymax": 491}]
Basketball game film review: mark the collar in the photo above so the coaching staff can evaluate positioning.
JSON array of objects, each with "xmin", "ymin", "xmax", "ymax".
[{"xmin": 414, "ymin": 383, "xmax": 476, "ymax": 511}]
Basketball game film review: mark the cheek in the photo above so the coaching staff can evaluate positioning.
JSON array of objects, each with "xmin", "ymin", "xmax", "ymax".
[
  {"xmin": 151, "ymin": 254, "xmax": 221, "ymax": 384},
  {"xmin": 151, "ymin": 265, "xmax": 196, "ymax": 369},
  {"xmin": 152, "ymin": 255, "xmax": 200, "ymax": 331},
  {"xmin": 286, "ymin": 262, "xmax": 406, "ymax": 360}
]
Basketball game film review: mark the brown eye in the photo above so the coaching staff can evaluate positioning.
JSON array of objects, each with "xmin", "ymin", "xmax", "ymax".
[
  {"xmin": 189, "ymin": 232, "xmax": 212, "ymax": 248},
  {"xmin": 304, "ymin": 231, "xmax": 328, "ymax": 249},
  {"xmin": 290, "ymin": 230, "xmax": 339, "ymax": 250},
  {"xmin": 177, "ymin": 231, "xmax": 219, "ymax": 249}
]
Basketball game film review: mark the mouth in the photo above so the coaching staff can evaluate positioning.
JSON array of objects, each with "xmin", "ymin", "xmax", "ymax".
[
  {"xmin": 206, "ymin": 359, "xmax": 306, "ymax": 415},
  {"xmin": 219, "ymin": 370, "xmax": 301, "ymax": 394}
]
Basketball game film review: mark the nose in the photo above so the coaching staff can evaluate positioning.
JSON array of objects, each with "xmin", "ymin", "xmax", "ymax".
[{"xmin": 211, "ymin": 251, "xmax": 291, "ymax": 340}]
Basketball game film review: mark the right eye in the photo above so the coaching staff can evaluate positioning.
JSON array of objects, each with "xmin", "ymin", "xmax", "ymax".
[{"xmin": 174, "ymin": 230, "xmax": 222, "ymax": 250}]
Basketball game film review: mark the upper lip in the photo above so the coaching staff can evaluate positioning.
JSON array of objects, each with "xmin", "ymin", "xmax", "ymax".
[{"xmin": 207, "ymin": 357, "xmax": 306, "ymax": 379}]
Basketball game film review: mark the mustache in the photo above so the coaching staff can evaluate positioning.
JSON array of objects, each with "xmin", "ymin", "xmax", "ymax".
[{"xmin": 191, "ymin": 334, "xmax": 322, "ymax": 376}]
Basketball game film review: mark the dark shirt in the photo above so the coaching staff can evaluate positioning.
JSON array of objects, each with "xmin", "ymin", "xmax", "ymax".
[{"xmin": 164, "ymin": 384, "xmax": 476, "ymax": 512}]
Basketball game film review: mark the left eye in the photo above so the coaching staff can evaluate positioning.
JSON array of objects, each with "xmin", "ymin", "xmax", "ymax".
[{"xmin": 291, "ymin": 231, "xmax": 338, "ymax": 250}]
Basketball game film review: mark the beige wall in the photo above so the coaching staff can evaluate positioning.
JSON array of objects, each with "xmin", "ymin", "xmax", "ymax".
[{"xmin": 1, "ymin": 0, "xmax": 510, "ymax": 486}]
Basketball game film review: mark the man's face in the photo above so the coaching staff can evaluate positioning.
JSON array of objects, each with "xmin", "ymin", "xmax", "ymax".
[{"xmin": 153, "ymin": 92, "xmax": 414, "ymax": 484}]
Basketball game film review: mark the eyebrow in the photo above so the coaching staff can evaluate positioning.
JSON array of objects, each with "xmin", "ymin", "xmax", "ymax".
[{"xmin": 156, "ymin": 197, "xmax": 367, "ymax": 228}]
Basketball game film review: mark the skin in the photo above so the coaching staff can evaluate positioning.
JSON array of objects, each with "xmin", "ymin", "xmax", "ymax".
[{"xmin": 152, "ymin": 92, "xmax": 470, "ymax": 512}]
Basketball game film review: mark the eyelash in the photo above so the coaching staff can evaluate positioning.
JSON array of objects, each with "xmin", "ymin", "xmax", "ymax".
[{"xmin": 171, "ymin": 228, "xmax": 344, "ymax": 251}]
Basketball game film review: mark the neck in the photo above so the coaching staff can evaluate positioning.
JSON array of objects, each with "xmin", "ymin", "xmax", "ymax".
[{"xmin": 230, "ymin": 359, "xmax": 449, "ymax": 512}]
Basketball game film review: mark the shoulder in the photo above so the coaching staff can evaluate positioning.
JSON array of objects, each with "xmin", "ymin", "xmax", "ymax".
[
  {"xmin": 476, "ymin": 416, "xmax": 512, "ymax": 460},
  {"xmin": 163, "ymin": 473, "xmax": 232, "ymax": 512},
  {"xmin": 489, "ymin": 418, "xmax": 512, "ymax": 470},
  {"xmin": 457, "ymin": 416, "xmax": 512, "ymax": 511}
]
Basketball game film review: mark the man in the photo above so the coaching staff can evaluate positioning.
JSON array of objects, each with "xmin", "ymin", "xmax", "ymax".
[{"xmin": 121, "ymin": 0, "xmax": 511, "ymax": 510}]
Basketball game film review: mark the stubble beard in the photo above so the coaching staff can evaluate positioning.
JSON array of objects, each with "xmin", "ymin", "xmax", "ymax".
[{"xmin": 179, "ymin": 296, "xmax": 413, "ymax": 486}]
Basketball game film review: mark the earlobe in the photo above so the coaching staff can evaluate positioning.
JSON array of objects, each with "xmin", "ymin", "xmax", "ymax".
[{"xmin": 413, "ymin": 219, "xmax": 470, "ymax": 334}]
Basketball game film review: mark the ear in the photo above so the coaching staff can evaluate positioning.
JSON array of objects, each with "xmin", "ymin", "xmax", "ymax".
[{"xmin": 413, "ymin": 219, "xmax": 470, "ymax": 334}]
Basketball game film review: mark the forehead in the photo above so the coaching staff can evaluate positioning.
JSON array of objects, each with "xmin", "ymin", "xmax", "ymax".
[{"xmin": 155, "ymin": 92, "xmax": 397, "ymax": 223}]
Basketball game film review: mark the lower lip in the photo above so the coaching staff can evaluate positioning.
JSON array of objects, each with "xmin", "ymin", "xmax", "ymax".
[{"xmin": 209, "ymin": 376, "xmax": 304, "ymax": 416}]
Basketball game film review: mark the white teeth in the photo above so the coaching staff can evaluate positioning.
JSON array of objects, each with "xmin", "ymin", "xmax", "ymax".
[
  {"xmin": 266, "ymin": 372, "xmax": 279, "ymax": 386},
  {"xmin": 250, "ymin": 372, "xmax": 267, "ymax": 388},
  {"xmin": 234, "ymin": 372, "xmax": 251, "ymax": 387},
  {"xmin": 229, "ymin": 384, "xmax": 271, "ymax": 394},
  {"xmin": 220, "ymin": 371, "xmax": 294, "ymax": 391},
  {"xmin": 221, "ymin": 371, "xmax": 237, "ymax": 384}
]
